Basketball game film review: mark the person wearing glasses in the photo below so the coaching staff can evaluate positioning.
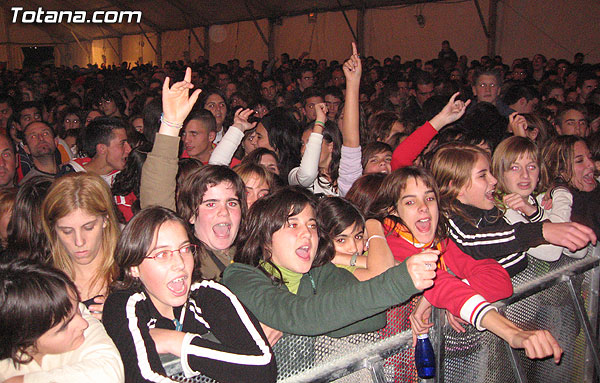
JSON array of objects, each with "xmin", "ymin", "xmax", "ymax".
[{"xmin": 103, "ymin": 206, "xmax": 276, "ymax": 383}]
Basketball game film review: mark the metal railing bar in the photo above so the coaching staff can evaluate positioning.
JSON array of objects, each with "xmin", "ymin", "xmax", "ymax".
[
  {"xmin": 566, "ymin": 277, "xmax": 600, "ymax": 376},
  {"xmin": 494, "ymin": 252, "xmax": 599, "ymax": 307},
  {"xmin": 505, "ymin": 342, "xmax": 528, "ymax": 383}
]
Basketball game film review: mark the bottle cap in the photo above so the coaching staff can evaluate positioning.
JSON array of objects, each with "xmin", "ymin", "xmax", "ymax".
[{"xmin": 417, "ymin": 334, "xmax": 429, "ymax": 340}]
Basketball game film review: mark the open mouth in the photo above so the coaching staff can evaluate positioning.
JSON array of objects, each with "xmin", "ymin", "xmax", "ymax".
[
  {"xmin": 212, "ymin": 223, "xmax": 231, "ymax": 238},
  {"xmin": 295, "ymin": 245, "xmax": 311, "ymax": 261},
  {"xmin": 582, "ymin": 172, "xmax": 596, "ymax": 186},
  {"xmin": 485, "ymin": 190, "xmax": 495, "ymax": 201},
  {"xmin": 167, "ymin": 276, "xmax": 188, "ymax": 296},
  {"xmin": 415, "ymin": 218, "xmax": 432, "ymax": 233}
]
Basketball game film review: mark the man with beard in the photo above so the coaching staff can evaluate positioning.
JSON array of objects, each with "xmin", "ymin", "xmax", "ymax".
[{"xmin": 19, "ymin": 121, "xmax": 62, "ymax": 184}]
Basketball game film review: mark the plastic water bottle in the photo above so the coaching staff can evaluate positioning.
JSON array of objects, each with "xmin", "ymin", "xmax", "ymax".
[{"xmin": 415, "ymin": 334, "xmax": 435, "ymax": 379}]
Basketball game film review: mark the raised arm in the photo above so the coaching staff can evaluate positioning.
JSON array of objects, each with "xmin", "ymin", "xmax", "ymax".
[
  {"xmin": 287, "ymin": 104, "xmax": 326, "ymax": 187},
  {"xmin": 209, "ymin": 108, "xmax": 256, "ymax": 165},
  {"xmin": 160, "ymin": 68, "xmax": 202, "ymax": 137},
  {"xmin": 352, "ymin": 220, "xmax": 397, "ymax": 280},
  {"xmin": 338, "ymin": 42, "xmax": 364, "ymax": 196},
  {"xmin": 341, "ymin": 42, "xmax": 361, "ymax": 148},
  {"xmin": 140, "ymin": 68, "xmax": 201, "ymax": 209},
  {"xmin": 391, "ymin": 92, "xmax": 470, "ymax": 169}
]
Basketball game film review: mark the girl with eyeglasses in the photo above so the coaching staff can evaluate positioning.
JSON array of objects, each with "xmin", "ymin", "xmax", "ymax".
[{"xmin": 103, "ymin": 206, "xmax": 276, "ymax": 383}]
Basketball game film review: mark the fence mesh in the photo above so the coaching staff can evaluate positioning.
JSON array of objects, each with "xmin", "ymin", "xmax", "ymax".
[{"xmin": 166, "ymin": 248, "xmax": 598, "ymax": 383}]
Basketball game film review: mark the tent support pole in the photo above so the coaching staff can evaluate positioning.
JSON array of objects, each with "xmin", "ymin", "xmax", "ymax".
[
  {"xmin": 157, "ymin": 32, "xmax": 162, "ymax": 67},
  {"xmin": 487, "ymin": 0, "xmax": 498, "ymax": 57},
  {"xmin": 137, "ymin": 24, "xmax": 158, "ymax": 56},
  {"xmin": 97, "ymin": 26, "xmax": 120, "ymax": 63},
  {"xmin": 204, "ymin": 26, "xmax": 210, "ymax": 64},
  {"xmin": 190, "ymin": 28, "xmax": 205, "ymax": 53},
  {"xmin": 357, "ymin": 6, "xmax": 365, "ymax": 56},
  {"xmin": 68, "ymin": 28, "xmax": 91, "ymax": 63},
  {"xmin": 336, "ymin": 0, "xmax": 358, "ymax": 42},
  {"xmin": 268, "ymin": 18, "xmax": 275, "ymax": 61},
  {"xmin": 117, "ymin": 37, "xmax": 123, "ymax": 64},
  {"xmin": 244, "ymin": 0, "xmax": 269, "ymax": 47},
  {"xmin": 473, "ymin": 0, "xmax": 490, "ymax": 38}
]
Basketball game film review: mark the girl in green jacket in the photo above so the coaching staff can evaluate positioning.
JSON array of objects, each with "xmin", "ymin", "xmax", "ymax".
[{"xmin": 222, "ymin": 185, "xmax": 437, "ymax": 345}]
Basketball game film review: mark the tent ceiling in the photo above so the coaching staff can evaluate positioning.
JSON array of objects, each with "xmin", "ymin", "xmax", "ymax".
[{"xmin": 4, "ymin": 0, "xmax": 442, "ymax": 43}]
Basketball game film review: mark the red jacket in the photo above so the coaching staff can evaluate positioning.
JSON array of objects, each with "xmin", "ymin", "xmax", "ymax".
[{"xmin": 386, "ymin": 232, "xmax": 513, "ymax": 330}]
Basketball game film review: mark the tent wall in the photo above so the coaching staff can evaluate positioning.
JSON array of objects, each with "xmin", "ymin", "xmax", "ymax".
[
  {"xmin": 365, "ymin": 3, "xmax": 487, "ymax": 62},
  {"xmin": 64, "ymin": 40, "xmax": 92, "ymax": 68},
  {"xmin": 0, "ymin": 6, "xmax": 56, "ymax": 69},
  {"xmin": 162, "ymin": 28, "xmax": 207, "ymax": 64},
  {"xmin": 1, "ymin": 0, "xmax": 600, "ymax": 69},
  {"xmin": 122, "ymin": 33, "xmax": 157, "ymax": 66},
  {"xmin": 273, "ymin": 11, "xmax": 357, "ymax": 65},
  {"xmin": 208, "ymin": 19, "xmax": 269, "ymax": 65},
  {"xmin": 92, "ymin": 38, "xmax": 120, "ymax": 67},
  {"xmin": 495, "ymin": 0, "xmax": 600, "ymax": 64}
]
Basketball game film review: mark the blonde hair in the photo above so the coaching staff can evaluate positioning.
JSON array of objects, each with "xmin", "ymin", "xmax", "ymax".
[
  {"xmin": 41, "ymin": 173, "xmax": 120, "ymax": 296},
  {"xmin": 492, "ymin": 136, "xmax": 541, "ymax": 196},
  {"xmin": 0, "ymin": 187, "xmax": 17, "ymax": 217},
  {"xmin": 431, "ymin": 143, "xmax": 492, "ymax": 223},
  {"xmin": 234, "ymin": 162, "xmax": 275, "ymax": 190}
]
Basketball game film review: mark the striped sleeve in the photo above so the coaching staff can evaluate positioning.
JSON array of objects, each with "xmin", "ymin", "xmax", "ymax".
[
  {"xmin": 447, "ymin": 215, "xmax": 545, "ymax": 260},
  {"xmin": 103, "ymin": 291, "xmax": 178, "ymax": 383},
  {"xmin": 180, "ymin": 281, "xmax": 277, "ymax": 383}
]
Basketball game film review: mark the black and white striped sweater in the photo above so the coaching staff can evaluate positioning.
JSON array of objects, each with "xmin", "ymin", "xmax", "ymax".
[
  {"xmin": 103, "ymin": 280, "xmax": 276, "ymax": 383},
  {"xmin": 447, "ymin": 202, "xmax": 546, "ymax": 277}
]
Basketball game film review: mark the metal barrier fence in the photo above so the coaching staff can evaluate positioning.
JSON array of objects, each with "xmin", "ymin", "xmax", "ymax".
[{"xmin": 164, "ymin": 245, "xmax": 599, "ymax": 383}]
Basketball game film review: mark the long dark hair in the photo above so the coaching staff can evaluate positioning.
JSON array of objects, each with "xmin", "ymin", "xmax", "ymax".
[
  {"xmin": 368, "ymin": 166, "xmax": 447, "ymax": 242},
  {"xmin": 317, "ymin": 121, "xmax": 342, "ymax": 192},
  {"xmin": 111, "ymin": 206, "xmax": 199, "ymax": 292},
  {"xmin": 541, "ymin": 135, "xmax": 587, "ymax": 191},
  {"xmin": 0, "ymin": 258, "xmax": 78, "ymax": 364},
  {"xmin": 6, "ymin": 176, "xmax": 53, "ymax": 263},
  {"xmin": 316, "ymin": 197, "xmax": 364, "ymax": 241},
  {"xmin": 234, "ymin": 186, "xmax": 333, "ymax": 284},
  {"xmin": 260, "ymin": 108, "xmax": 302, "ymax": 178}
]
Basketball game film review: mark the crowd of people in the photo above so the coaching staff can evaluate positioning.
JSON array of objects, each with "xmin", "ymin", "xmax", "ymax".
[{"xmin": 0, "ymin": 39, "xmax": 599, "ymax": 382}]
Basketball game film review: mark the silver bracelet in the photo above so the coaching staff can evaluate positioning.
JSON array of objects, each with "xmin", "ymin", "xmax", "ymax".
[
  {"xmin": 366, "ymin": 235, "xmax": 386, "ymax": 249},
  {"xmin": 350, "ymin": 252, "xmax": 359, "ymax": 267},
  {"xmin": 160, "ymin": 113, "xmax": 183, "ymax": 129}
]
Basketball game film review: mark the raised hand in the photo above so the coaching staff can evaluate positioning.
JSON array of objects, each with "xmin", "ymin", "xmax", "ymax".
[
  {"xmin": 503, "ymin": 193, "xmax": 537, "ymax": 216},
  {"xmin": 232, "ymin": 108, "xmax": 257, "ymax": 132},
  {"xmin": 509, "ymin": 112, "xmax": 528, "ymax": 137},
  {"xmin": 342, "ymin": 42, "xmax": 362, "ymax": 85},
  {"xmin": 430, "ymin": 92, "xmax": 471, "ymax": 131},
  {"xmin": 162, "ymin": 67, "xmax": 202, "ymax": 126},
  {"xmin": 314, "ymin": 103, "xmax": 328, "ymax": 130},
  {"xmin": 405, "ymin": 248, "xmax": 438, "ymax": 290}
]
